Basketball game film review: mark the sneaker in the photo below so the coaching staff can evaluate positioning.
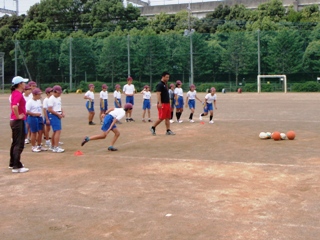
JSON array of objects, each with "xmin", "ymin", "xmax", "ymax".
[
  {"xmin": 81, "ymin": 136, "xmax": 89, "ymax": 146},
  {"xmin": 142, "ymin": 119, "xmax": 146, "ymax": 123},
  {"xmin": 12, "ymin": 167, "xmax": 29, "ymax": 173},
  {"xmin": 45, "ymin": 140, "xmax": 51, "ymax": 146},
  {"xmin": 150, "ymin": 127, "xmax": 156, "ymax": 136},
  {"xmin": 209, "ymin": 120, "xmax": 214, "ymax": 124},
  {"xmin": 25, "ymin": 139, "xmax": 30, "ymax": 144},
  {"xmin": 52, "ymin": 147, "xmax": 65, "ymax": 153},
  {"xmin": 126, "ymin": 118, "xmax": 129, "ymax": 122},
  {"xmin": 148, "ymin": 119, "xmax": 153, "ymax": 122},
  {"xmin": 199, "ymin": 114, "xmax": 203, "ymax": 121},
  {"xmin": 108, "ymin": 146, "xmax": 118, "ymax": 151},
  {"xmin": 100, "ymin": 121, "xmax": 103, "ymax": 125},
  {"xmin": 37, "ymin": 146, "xmax": 48, "ymax": 151},
  {"xmin": 169, "ymin": 119, "xmax": 174, "ymax": 123},
  {"xmin": 59, "ymin": 141, "xmax": 64, "ymax": 145},
  {"xmin": 32, "ymin": 146, "xmax": 41, "ymax": 153},
  {"xmin": 48, "ymin": 145, "xmax": 54, "ymax": 151},
  {"xmin": 178, "ymin": 120, "xmax": 183, "ymax": 123},
  {"xmin": 166, "ymin": 130, "xmax": 176, "ymax": 135},
  {"xmin": 129, "ymin": 118, "xmax": 135, "ymax": 122},
  {"xmin": 89, "ymin": 122, "xmax": 96, "ymax": 125},
  {"xmin": 189, "ymin": 119, "xmax": 195, "ymax": 123}
]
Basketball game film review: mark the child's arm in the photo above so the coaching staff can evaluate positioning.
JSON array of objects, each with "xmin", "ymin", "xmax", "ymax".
[
  {"xmin": 213, "ymin": 99, "xmax": 217, "ymax": 109},
  {"xmin": 185, "ymin": 96, "xmax": 189, "ymax": 107}
]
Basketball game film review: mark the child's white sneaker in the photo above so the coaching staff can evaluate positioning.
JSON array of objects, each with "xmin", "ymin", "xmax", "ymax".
[
  {"xmin": 32, "ymin": 146, "xmax": 41, "ymax": 153},
  {"xmin": 209, "ymin": 120, "xmax": 214, "ymax": 124}
]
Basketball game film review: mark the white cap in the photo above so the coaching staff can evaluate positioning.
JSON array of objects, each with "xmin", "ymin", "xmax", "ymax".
[{"xmin": 12, "ymin": 76, "xmax": 28, "ymax": 85}]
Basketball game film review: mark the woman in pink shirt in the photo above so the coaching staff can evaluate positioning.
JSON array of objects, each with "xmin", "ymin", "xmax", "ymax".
[{"xmin": 10, "ymin": 76, "xmax": 29, "ymax": 173}]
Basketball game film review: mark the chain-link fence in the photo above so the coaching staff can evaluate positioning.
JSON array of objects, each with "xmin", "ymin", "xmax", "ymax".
[{"xmin": 3, "ymin": 30, "xmax": 319, "ymax": 92}]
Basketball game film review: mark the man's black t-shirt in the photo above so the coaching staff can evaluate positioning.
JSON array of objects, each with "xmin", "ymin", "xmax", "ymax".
[{"xmin": 156, "ymin": 80, "xmax": 169, "ymax": 103}]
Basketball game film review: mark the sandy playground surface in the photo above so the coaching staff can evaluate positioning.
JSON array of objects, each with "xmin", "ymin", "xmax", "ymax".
[{"xmin": 0, "ymin": 92, "xmax": 320, "ymax": 240}]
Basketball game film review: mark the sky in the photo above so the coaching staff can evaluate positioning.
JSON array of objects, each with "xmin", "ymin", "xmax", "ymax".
[
  {"xmin": 1, "ymin": 0, "xmax": 216, "ymax": 15},
  {"xmin": 1, "ymin": 0, "xmax": 40, "ymax": 15}
]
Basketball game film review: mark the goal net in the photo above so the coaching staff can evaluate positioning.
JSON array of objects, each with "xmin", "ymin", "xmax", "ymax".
[{"xmin": 257, "ymin": 75, "xmax": 287, "ymax": 93}]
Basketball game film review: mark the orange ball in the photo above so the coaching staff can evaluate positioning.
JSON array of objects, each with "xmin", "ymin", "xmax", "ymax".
[
  {"xmin": 286, "ymin": 130, "xmax": 296, "ymax": 140},
  {"xmin": 272, "ymin": 131, "xmax": 281, "ymax": 141}
]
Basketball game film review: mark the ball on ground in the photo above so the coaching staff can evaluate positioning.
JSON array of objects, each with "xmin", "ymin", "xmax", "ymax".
[
  {"xmin": 259, "ymin": 132, "xmax": 268, "ymax": 139},
  {"xmin": 266, "ymin": 132, "xmax": 272, "ymax": 139},
  {"xmin": 272, "ymin": 131, "xmax": 281, "ymax": 141},
  {"xmin": 280, "ymin": 133, "xmax": 287, "ymax": 140},
  {"xmin": 286, "ymin": 130, "xmax": 296, "ymax": 140}
]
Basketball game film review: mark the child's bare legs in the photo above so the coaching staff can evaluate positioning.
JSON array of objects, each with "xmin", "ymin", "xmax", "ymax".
[
  {"xmin": 147, "ymin": 109, "xmax": 151, "ymax": 119},
  {"xmin": 142, "ymin": 109, "xmax": 146, "ymax": 121},
  {"xmin": 37, "ymin": 130, "xmax": 43, "ymax": 146},
  {"xmin": 86, "ymin": 128, "xmax": 120, "ymax": 147},
  {"xmin": 110, "ymin": 128, "xmax": 120, "ymax": 147},
  {"xmin": 88, "ymin": 111, "xmax": 95, "ymax": 123},
  {"xmin": 52, "ymin": 130, "xmax": 61, "ymax": 148},
  {"xmin": 100, "ymin": 111, "xmax": 104, "ymax": 122},
  {"xmin": 30, "ymin": 132, "xmax": 37, "ymax": 147}
]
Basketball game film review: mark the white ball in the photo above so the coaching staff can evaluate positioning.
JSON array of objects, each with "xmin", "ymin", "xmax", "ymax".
[
  {"xmin": 259, "ymin": 132, "xmax": 268, "ymax": 139},
  {"xmin": 266, "ymin": 132, "xmax": 272, "ymax": 139},
  {"xmin": 280, "ymin": 133, "xmax": 287, "ymax": 140}
]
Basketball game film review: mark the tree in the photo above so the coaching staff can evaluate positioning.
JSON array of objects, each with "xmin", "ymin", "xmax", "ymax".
[
  {"xmin": 265, "ymin": 29, "xmax": 304, "ymax": 74},
  {"xmin": 303, "ymin": 41, "xmax": 320, "ymax": 78},
  {"xmin": 220, "ymin": 32, "xmax": 256, "ymax": 85}
]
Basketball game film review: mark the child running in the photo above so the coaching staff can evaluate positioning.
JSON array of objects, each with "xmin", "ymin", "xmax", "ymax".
[
  {"xmin": 199, "ymin": 87, "xmax": 217, "ymax": 124},
  {"xmin": 185, "ymin": 84, "xmax": 202, "ymax": 122},
  {"xmin": 81, "ymin": 103, "xmax": 133, "ymax": 151},
  {"xmin": 100, "ymin": 84, "xmax": 108, "ymax": 124},
  {"xmin": 141, "ymin": 85, "xmax": 152, "ymax": 122},
  {"xmin": 169, "ymin": 83, "xmax": 175, "ymax": 123},
  {"xmin": 26, "ymin": 88, "xmax": 47, "ymax": 152},
  {"xmin": 174, "ymin": 80, "xmax": 184, "ymax": 123},
  {"xmin": 47, "ymin": 85, "xmax": 65, "ymax": 153},
  {"xmin": 84, "ymin": 84, "xmax": 96, "ymax": 125},
  {"xmin": 43, "ymin": 87, "xmax": 53, "ymax": 148}
]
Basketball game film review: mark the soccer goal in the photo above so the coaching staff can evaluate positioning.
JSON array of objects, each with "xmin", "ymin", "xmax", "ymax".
[{"xmin": 257, "ymin": 75, "xmax": 287, "ymax": 93}]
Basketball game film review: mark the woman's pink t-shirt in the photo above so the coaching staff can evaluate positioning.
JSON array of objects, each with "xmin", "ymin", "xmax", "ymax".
[{"xmin": 10, "ymin": 90, "xmax": 26, "ymax": 120}]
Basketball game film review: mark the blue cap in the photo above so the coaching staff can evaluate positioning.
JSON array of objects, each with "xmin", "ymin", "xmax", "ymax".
[{"xmin": 12, "ymin": 76, "xmax": 28, "ymax": 85}]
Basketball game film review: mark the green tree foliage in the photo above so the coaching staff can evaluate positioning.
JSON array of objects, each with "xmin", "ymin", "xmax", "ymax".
[{"xmin": 265, "ymin": 29, "xmax": 304, "ymax": 74}]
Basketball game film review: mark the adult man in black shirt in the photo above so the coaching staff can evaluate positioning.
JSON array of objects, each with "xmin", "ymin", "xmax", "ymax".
[{"xmin": 150, "ymin": 72, "xmax": 175, "ymax": 136}]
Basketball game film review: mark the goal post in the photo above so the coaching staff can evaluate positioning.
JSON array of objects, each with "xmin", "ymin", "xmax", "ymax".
[{"xmin": 257, "ymin": 75, "xmax": 287, "ymax": 93}]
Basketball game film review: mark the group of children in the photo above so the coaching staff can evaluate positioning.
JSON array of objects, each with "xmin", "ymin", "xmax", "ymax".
[
  {"xmin": 83, "ymin": 78, "xmax": 218, "ymax": 126},
  {"xmin": 81, "ymin": 77, "xmax": 218, "ymax": 151},
  {"xmin": 21, "ymin": 81, "xmax": 65, "ymax": 153}
]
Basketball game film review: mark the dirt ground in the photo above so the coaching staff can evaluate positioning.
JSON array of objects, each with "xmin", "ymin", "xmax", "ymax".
[{"xmin": 0, "ymin": 91, "xmax": 319, "ymax": 240}]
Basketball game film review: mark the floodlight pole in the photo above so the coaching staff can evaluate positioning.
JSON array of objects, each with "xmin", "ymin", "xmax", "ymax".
[
  {"xmin": 69, "ymin": 37, "xmax": 73, "ymax": 91},
  {"xmin": 187, "ymin": 3, "xmax": 194, "ymax": 86},
  {"xmin": 257, "ymin": 29, "xmax": 261, "ymax": 75},
  {"xmin": 127, "ymin": 35, "xmax": 131, "ymax": 77},
  {"xmin": 0, "ymin": 52, "xmax": 4, "ymax": 93}
]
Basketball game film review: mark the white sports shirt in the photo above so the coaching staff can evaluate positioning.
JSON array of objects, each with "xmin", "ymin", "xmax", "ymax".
[
  {"xmin": 123, "ymin": 84, "xmax": 135, "ymax": 95},
  {"xmin": 100, "ymin": 90, "xmax": 108, "ymax": 100},
  {"xmin": 26, "ymin": 98, "xmax": 42, "ymax": 116},
  {"xmin": 205, "ymin": 93, "xmax": 217, "ymax": 104},
  {"xmin": 114, "ymin": 90, "xmax": 121, "ymax": 99},
  {"xmin": 85, "ymin": 90, "xmax": 95, "ymax": 101},
  {"xmin": 109, "ymin": 108, "xmax": 125, "ymax": 121},
  {"xmin": 174, "ymin": 87, "xmax": 183, "ymax": 97},
  {"xmin": 142, "ymin": 91, "xmax": 151, "ymax": 100},
  {"xmin": 48, "ymin": 95, "xmax": 62, "ymax": 112},
  {"xmin": 187, "ymin": 90, "xmax": 197, "ymax": 100}
]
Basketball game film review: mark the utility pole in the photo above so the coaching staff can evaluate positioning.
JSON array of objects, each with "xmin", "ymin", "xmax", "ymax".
[{"xmin": 187, "ymin": 2, "xmax": 194, "ymax": 86}]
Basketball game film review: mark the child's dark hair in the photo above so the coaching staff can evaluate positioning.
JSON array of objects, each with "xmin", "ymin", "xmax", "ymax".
[{"xmin": 11, "ymin": 84, "xmax": 18, "ymax": 93}]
